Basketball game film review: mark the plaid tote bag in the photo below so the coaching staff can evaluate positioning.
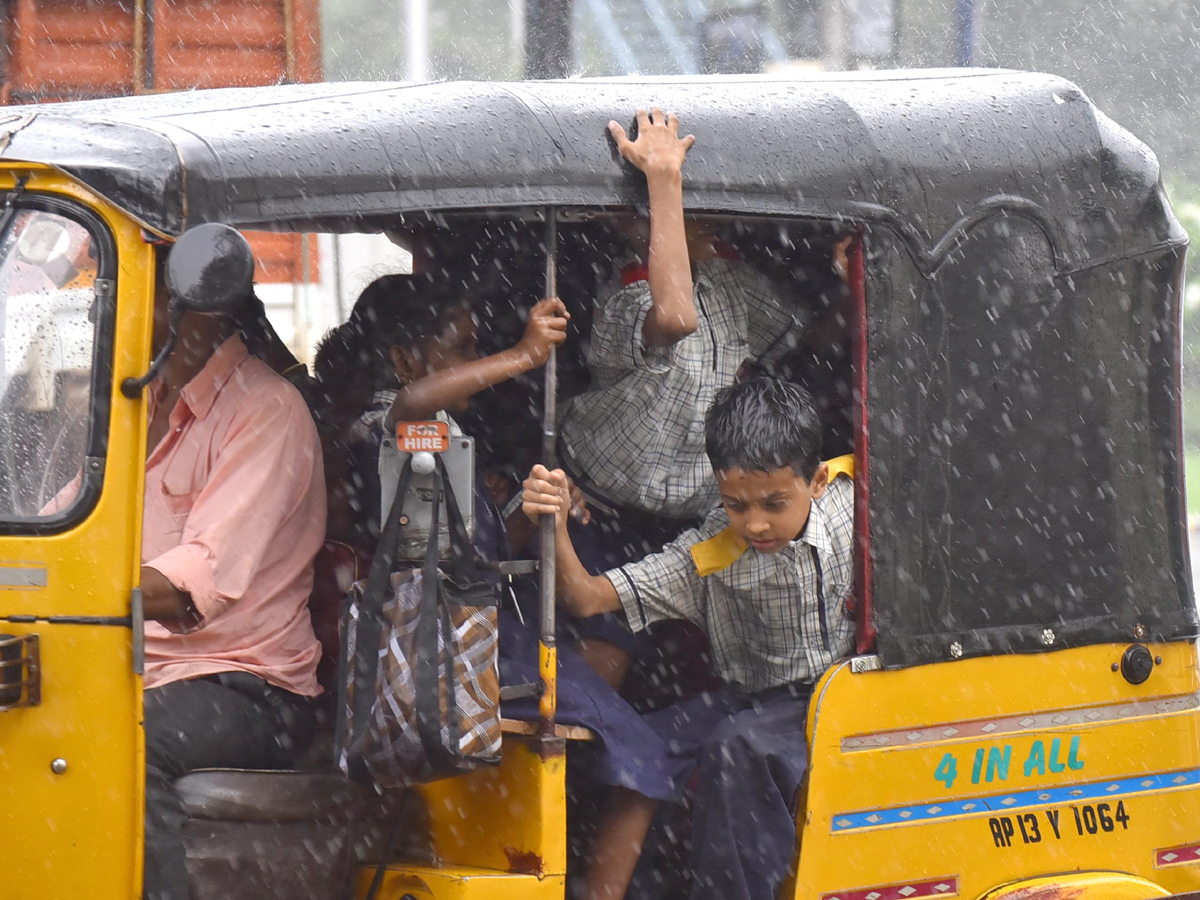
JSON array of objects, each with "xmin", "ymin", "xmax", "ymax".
[{"xmin": 336, "ymin": 455, "xmax": 501, "ymax": 786}]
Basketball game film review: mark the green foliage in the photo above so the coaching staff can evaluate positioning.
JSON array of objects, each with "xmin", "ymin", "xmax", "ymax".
[
  {"xmin": 1171, "ymin": 182, "xmax": 1200, "ymax": 287},
  {"xmin": 1171, "ymin": 182, "xmax": 1200, "ymax": 402}
]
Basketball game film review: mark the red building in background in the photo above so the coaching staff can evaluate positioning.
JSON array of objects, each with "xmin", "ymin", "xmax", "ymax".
[{"xmin": 0, "ymin": 0, "xmax": 323, "ymax": 282}]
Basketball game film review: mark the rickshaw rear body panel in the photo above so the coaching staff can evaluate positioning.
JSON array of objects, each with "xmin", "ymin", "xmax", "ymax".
[{"xmin": 799, "ymin": 643, "xmax": 1200, "ymax": 897}]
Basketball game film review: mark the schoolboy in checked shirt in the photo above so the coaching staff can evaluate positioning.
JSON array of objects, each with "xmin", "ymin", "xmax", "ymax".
[
  {"xmin": 525, "ymin": 377, "xmax": 854, "ymax": 900},
  {"xmin": 558, "ymin": 108, "xmax": 801, "ymax": 545},
  {"xmin": 556, "ymin": 107, "xmax": 802, "ymax": 687}
]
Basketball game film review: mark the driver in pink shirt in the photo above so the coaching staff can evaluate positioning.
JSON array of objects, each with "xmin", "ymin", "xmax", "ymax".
[{"xmin": 137, "ymin": 239, "xmax": 326, "ymax": 900}]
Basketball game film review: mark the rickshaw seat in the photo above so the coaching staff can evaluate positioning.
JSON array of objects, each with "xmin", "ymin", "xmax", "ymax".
[
  {"xmin": 176, "ymin": 768, "xmax": 393, "ymax": 823},
  {"xmin": 177, "ymin": 768, "xmax": 411, "ymax": 900}
]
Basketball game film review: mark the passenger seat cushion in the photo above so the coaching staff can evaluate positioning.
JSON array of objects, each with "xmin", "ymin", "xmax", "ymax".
[
  {"xmin": 184, "ymin": 819, "xmax": 356, "ymax": 900},
  {"xmin": 175, "ymin": 768, "xmax": 394, "ymax": 823},
  {"xmin": 179, "ymin": 769, "xmax": 427, "ymax": 900},
  {"xmin": 624, "ymin": 619, "xmax": 722, "ymax": 713}
]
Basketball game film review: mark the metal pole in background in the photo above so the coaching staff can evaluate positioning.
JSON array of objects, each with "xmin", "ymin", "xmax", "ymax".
[
  {"xmin": 406, "ymin": 0, "xmax": 429, "ymax": 80},
  {"xmin": 524, "ymin": 0, "xmax": 573, "ymax": 78},
  {"xmin": 954, "ymin": 0, "xmax": 976, "ymax": 67},
  {"xmin": 538, "ymin": 207, "xmax": 559, "ymax": 731},
  {"xmin": 824, "ymin": 0, "xmax": 850, "ymax": 70},
  {"xmin": 510, "ymin": 0, "xmax": 526, "ymax": 76}
]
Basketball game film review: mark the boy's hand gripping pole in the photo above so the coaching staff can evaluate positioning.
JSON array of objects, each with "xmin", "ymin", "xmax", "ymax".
[{"xmin": 538, "ymin": 206, "xmax": 559, "ymax": 731}]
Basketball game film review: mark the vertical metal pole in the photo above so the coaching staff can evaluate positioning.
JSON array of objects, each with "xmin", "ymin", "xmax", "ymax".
[
  {"xmin": 133, "ymin": 0, "xmax": 147, "ymax": 94},
  {"xmin": 510, "ymin": 0, "xmax": 526, "ymax": 77},
  {"xmin": 538, "ymin": 207, "xmax": 558, "ymax": 730},
  {"xmin": 524, "ymin": 0, "xmax": 573, "ymax": 78},
  {"xmin": 824, "ymin": 0, "xmax": 849, "ymax": 71},
  {"xmin": 954, "ymin": 0, "xmax": 976, "ymax": 67},
  {"xmin": 405, "ymin": 0, "xmax": 429, "ymax": 81},
  {"xmin": 282, "ymin": 0, "xmax": 298, "ymax": 83},
  {"xmin": 332, "ymin": 235, "xmax": 345, "ymax": 323}
]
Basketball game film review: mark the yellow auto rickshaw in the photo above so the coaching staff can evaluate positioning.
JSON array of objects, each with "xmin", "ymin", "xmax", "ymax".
[{"xmin": 0, "ymin": 71, "xmax": 1196, "ymax": 900}]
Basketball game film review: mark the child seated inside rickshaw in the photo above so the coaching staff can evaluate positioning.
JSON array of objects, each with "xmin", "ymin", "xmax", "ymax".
[
  {"xmin": 313, "ymin": 274, "xmax": 678, "ymax": 900},
  {"xmin": 524, "ymin": 376, "xmax": 854, "ymax": 900}
]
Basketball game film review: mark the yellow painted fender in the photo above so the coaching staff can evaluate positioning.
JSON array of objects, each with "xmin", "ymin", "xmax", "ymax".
[{"xmin": 978, "ymin": 872, "xmax": 1170, "ymax": 900}]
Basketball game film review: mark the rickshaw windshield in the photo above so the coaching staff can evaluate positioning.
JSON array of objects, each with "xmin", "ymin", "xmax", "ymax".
[{"xmin": 0, "ymin": 207, "xmax": 104, "ymax": 521}]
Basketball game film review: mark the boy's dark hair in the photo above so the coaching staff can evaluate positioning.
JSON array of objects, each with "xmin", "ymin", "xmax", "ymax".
[
  {"xmin": 313, "ymin": 273, "xmax": 470, "ymax": 394},
  {"xmin": 705, "ymin": 377, "xmax": 823, "ymax": 480}
]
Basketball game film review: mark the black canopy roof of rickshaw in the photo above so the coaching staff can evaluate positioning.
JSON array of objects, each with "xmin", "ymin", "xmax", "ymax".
[
  {"xmin": 2, "ymin": 71, "xmax": 1193, "ymax": 667},
  {"xmin": 0, "ymin": 70, "xmax": 1186, "ymax": 268}
]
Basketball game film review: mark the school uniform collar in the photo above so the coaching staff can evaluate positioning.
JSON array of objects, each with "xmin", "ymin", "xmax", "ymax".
[{"xmin": 689, "ymin": 457, "xmax": 853, "ymax": 576}]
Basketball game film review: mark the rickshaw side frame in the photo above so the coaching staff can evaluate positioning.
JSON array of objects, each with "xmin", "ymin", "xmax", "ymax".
[{"xmin": 0, "ymin": 163, "xmax": 156, "ymax": 900}]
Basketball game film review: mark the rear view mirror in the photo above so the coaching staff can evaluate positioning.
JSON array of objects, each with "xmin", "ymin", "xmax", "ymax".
[
  {"xmin": 121, "ymin": 224, "xmax": 255, "ymax": 398},
  {"xmin": 15, "ymin": 214, "xmax": 84, "ymax": 289}
]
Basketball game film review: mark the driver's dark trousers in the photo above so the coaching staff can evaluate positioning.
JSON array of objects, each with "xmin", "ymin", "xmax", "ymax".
[{"xmin": 143, "ymin": 673, "xmax": 314, "ymax": 900}]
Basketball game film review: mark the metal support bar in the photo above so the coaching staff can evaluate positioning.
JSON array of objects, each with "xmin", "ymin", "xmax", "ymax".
[
  {"xmin": 131, "ymin": 587, "xmax": 145, "ymax": 675},
  {"xmin": 133, "ymin": 0, "xmax": 147, "ymax": 94},
  {"xmin": 500, "ymin": 682, "xmax": 545, "ymax": 701},
  {"xmin": 954, "ymin": 0, "xmax": 977, "ymax": 67},
  {"xmin": 282, "ymin": 0, "xmax": 298, "ymax": 83},
  {"xmin": 525, "ymin": 0, "xmax": 573, "ymax": 77},
  {"xmin": 538, "ymin": 206, "xmax": 559, "ymax": 732},
  {"xmin": 492, "ymin": 559, "xmax": 538, "ymax": 576},
  {"xmin": 0, "ymin": 614, "xmax": 131, "ymax": 626}
]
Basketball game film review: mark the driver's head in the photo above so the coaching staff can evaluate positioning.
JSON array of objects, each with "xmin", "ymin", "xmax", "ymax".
[{"xmin": 152, "ymin": 225, "xmax": 257, "ymax": 357}]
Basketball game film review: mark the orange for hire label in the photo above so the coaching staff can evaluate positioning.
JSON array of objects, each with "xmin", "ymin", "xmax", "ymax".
[{"xmin": 396, "ymin": 421, "xmax": 450, "ymax": 452}]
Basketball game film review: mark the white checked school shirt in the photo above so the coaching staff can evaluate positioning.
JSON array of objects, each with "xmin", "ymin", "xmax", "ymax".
[
  {"xmin": 606, "ymin": 472, "xmax": 855, "ymax": 693},
  {"xmin": 559, "ymin": 258, "xmax": 803, "ymax": 518}
]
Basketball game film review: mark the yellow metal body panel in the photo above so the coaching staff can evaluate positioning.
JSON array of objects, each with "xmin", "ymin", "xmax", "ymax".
[
  {"xmin": 356, "ymin": 867, "xmax": 565, "ymax": 900},
  {"xmin": 979, "ymin": 872, "xmax": 1171, "ymax": 900},
  {"xmin": 0, "ymin": 165, "xmax": 152, "ymax": 898},
  {"xmin": 795, "ymin": 642, "xmax": 1200, "ymax": 899},
  {"xmin": 415, "ymin": 734, "xmax": 568, "ymax": 877},
  {"xmin": 358, "ymin": 735, "xmax": 567, "ymax": 899}
]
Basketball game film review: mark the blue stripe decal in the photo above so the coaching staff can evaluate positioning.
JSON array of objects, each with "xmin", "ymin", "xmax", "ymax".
[{"xmin": 831, "ymin": 768, "xmax": 1200, "ymax": 833}]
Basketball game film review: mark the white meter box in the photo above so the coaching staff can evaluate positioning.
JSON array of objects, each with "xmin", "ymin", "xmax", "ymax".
[{"xmin": 379, "ymin": 421, "xmax": 475, "ymax": 562}]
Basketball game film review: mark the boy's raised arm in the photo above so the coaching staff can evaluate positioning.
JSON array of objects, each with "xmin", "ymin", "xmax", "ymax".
[
  {"xmin": 609, "ymin": 108, "xmax": 698, "ymax": 348},
  {"xmin": 386, "ymin": 297, "xmax": 568, "ymax": 427},
  {"xmin": 522, "ymin": 464, "xmax": 622, "ymax": 619}
]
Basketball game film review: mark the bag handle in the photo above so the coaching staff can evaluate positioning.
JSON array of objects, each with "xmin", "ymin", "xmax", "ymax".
[
  {"xmin": 435, "ymin": 453, "xmax": 483, "ymax": 584},
  {"xmin": 414, "ymin": 462, "xmax": 452, "ymax": 768},
  {"xmin": 414, "ymin": 459, "xmax": 495, "ymax": 768},
  {"xmin": 337, "ymin": 457, "xmax": 415, "ymax": 774}
]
